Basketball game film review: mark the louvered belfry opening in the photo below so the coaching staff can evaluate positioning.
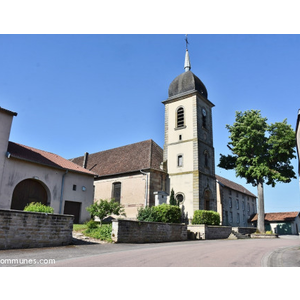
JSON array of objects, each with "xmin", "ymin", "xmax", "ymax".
[{"xmin": 177, "ymin": 107, "xmax": 184, "ymax": 128}]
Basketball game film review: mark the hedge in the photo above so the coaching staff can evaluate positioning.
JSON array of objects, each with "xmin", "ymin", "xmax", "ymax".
[
  {"xmin": 137, "ymin": 204, "xmax": 181, "ymax": 223},
  {"xmin": 192, "ymin": 210, "xmax": 220, "ymax": 225}
]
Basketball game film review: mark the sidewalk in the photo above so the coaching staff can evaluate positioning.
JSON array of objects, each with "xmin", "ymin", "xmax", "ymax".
[{"xmin": 262, "ymin": 235, "xmax": 300, "ymax": 267}]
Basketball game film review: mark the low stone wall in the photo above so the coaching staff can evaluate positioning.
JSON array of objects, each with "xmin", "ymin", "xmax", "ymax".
[
  {"xmin": 232, "ymin": 227, "xmax": 257, "ymax": 235},
  {"xmin": 111, "ymin": 219, "xmax": 187, "ymax": 243},
  {"xmin": 187, "ymin": 224, "xmax": 232, "ymax": 240},
  {"xmin": 0, "ymin": 209, "xmax": 73, "ymax": 250}
]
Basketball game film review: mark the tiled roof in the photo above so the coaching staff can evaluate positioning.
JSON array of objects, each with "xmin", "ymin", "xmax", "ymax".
[
  {"xmin": 251, "ymin": 212, "xmax": 300, "ymax": 222},
  {"xmin": 7, "ymin": 142, "xmax": 96, "ymax": 176},
  {"xmin": 70, "ymin": 139, "xmax": 164, "ymax": 177},
  {"xmin": 216, "ymin": 175, "xmax": 256, "ymax": 198}
]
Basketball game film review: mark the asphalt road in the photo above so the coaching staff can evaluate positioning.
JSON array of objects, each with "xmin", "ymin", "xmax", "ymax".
[{"xmin": 1, "ymin": 235, "xmax": 299, "ymax": 267}]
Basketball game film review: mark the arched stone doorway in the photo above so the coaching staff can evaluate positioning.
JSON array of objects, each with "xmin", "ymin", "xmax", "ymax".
[{"xmin": 11, "ymin": 179, "xmax": 48, "ymax": 210}]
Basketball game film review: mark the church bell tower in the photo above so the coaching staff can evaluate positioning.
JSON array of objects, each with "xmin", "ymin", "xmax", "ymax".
[{"xmin": 163, "ymin": 40, "xmax": 216, "ymax": 222}]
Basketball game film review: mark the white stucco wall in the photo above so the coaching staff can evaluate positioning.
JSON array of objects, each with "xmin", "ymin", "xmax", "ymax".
[{"xmin": 94, "ymin": 173, "xmax": 147, "ymax": 219}]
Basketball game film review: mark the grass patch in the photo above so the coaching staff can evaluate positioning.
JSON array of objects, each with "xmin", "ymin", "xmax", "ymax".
[
  {"xmin": 73, "ymin": 224, "xmax": 88, "ymax": 232},
  {"xmin": 73, "ymin": 223, "xmax": 113, "ymax": 242},
  {"xmin": 84, "ymin": 224, "xmax": 113, "ymax": 243}
]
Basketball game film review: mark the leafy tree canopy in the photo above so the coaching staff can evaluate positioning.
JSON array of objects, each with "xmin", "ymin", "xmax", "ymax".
[
  {"xmin": 86, "ymin": 199, "xmax": 126, "ymax": 226},
  {"xmin": 218, "ymin": 110, "xmax": 296, "ymax": 187}
]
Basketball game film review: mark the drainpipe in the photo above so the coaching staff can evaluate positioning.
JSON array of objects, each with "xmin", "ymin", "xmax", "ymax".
[
  {"xmin": 140, "ymin": 170, "xmax": 148, "ymax": 207},
  {"xmin": 59, "ymin": 170, "xmax": 68, "ymax": 214}
]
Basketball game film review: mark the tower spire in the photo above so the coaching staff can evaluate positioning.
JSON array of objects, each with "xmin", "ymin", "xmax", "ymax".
[{"xmin": 184, "ymin": 34, "xmax": 191, "ymax": 72}]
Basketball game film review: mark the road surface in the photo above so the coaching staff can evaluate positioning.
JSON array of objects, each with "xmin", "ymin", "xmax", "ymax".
[{"xmin": 0, "ymin": 235, "xmax": 299, "ymax": 267}]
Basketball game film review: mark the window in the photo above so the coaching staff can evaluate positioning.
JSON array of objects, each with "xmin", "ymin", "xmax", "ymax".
[
  {"xmin": 177, "ymin": 107, "xmax": 184, "ymax": 128},
  {"xmin": 237, "ymin": 213, "xmax": 240, "ymax": 224},
  {"xmin": 179, "ymin": 134, "xmax": 182, "ymax": 141},
  {"xmin": 229, "ymin": 197, "xmax": 232, "ymax": 208},
  {"xmin": 73, "ymin": 185, "xmax": 77, "ymax": 191},
  {"xmin": 112, "ymin": 182, "xmax": 121, "ymax": 204},
  {"xmin": 236, "ymin": 199, "xmax": 239, "ymax": 210},
  {"xmin": 202, "ymin": 114, "xmax": 207, "ymax": 128},
  {"xmin": 230, "ymin": 212, "xmax": 233, "ymax": 223},
  {"xmin": 177, "ymin": 155, "xmax": 183, "ymax": 167},
  {"xmin": 247, "ymin": 202, "xmax": 250, "ymax": 212},
  {"xmin": 176, "ymin": 193, "xmax": 184, "ymax": 204},
  {"xmin": 204, "ymin": 151, "xmax": 209, "ymax": 168},
  {"xmin": 242, "ymin": 200, "xmax": 245, "ymax": 211}
]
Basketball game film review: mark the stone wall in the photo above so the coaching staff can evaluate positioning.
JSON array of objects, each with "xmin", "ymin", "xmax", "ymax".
[
  {"xmin": 112, "ymin": 219, "xmax": 187, "ymax": 243},
  {"xmin": 0, "ymin": 209, "xmax": 73, "ymax": 250},
  {"xmin": 232, "ymin": 226, "xmax": 256, "ymax": 235},
  {"xmin": 187, "ymin": 224, "xmax": 232, "ymax": 240}
]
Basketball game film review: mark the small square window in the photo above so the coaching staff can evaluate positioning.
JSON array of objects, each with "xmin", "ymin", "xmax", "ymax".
[
  {"xmin": 73, "ymin": 185, "xmax": 77, "ymax": 191},
  {"xmin": 179, "ymin": 135, "xmax": 182, "ymax": 141}
]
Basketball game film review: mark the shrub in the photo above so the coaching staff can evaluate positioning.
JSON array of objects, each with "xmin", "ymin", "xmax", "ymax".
[
  {"xmin": 86, "ymin": 199, "xmax": 126, "ymax": 226},
  {"xmin": 137, "ymin": 206, "xmax": 156, "ymax": 222},
  {"xmin": 153, "ymin": 204, "xmax": 181, "ymax": 223},
  {"xmin": 137, "ymin": 204, "xmax": 181, "ymax": 223},
  {"xmin": 23, "ymin": 202, "xmax": 54, "ymax": 214},
  {"xmin": 192, "ymin": 210, "xmax": 220, "ymax": 225},
  {"xmin": 85, "ymin": 219, "xmax": 99, "ymax": 229},
  {"xmin": 84, "ymin": 224, "xmax": 112, "ymax": 242}
]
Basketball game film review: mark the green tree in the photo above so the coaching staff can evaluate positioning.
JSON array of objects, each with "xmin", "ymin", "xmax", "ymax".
[
  {"xmin": 86, "ymin": 199, "xmax": 126, "ymax": 226},
  {"xmin": 169, "ymin": 188, "xmax": 177, "ymax": 206},
  {"xmin": 218, "ymin": 110, "xmax": 296, "ymax": 232}
]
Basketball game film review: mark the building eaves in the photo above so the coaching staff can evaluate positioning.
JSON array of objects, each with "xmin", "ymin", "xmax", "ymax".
[
  {"xmin": 7, "ymin": 142, "xmax": 96, "ymax": 176},
  {"xmin": 216, "ymin": 174, "xmax": 256, "ymax": 198}
]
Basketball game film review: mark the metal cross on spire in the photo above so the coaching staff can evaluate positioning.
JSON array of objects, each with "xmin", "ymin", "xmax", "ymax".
[{"xmin": 185, "ymin": 34, "xmax": 189, "ymax": 50}]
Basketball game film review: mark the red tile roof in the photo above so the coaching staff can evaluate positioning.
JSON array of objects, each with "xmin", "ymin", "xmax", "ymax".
[
  {"xmin": 251, "ymin": 212, "xmax": 300, "ymax": 222},
  {"xmin": 7, "ymin": 142, "xmax": 96, "ymax": 176},
  {"xmin": 71, "ymin": 139, "xmax": 164, "ymax": 177},
  {"xmin": 216, "ymin": 175, "xmax": 256, "ymax": 198}
]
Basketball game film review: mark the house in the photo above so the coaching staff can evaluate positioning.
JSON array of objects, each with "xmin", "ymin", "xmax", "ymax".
[
  {"xmin": 250, "ymin": 212, "xmax": 300, "ymax": 235},
  {"xmin": 0, "ymin": 106, "xmax": 96, "ymax": 223},
  {"xmin": 216, "ymin": 175, "xmax": 257, "ymax": 227},
  {"xmin": 71, "ymin": 139, "xmax": 167, "ymax": 219}
]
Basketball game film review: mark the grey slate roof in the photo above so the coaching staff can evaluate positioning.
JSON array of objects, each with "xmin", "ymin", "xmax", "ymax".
[{"xmin": 168, "ymin": 70, "xmax": 208, "ymax": 99}]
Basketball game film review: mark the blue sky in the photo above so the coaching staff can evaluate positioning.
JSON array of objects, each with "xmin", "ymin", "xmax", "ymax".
[{"xmin": 1, "ymin": 34, "xmax": 300, "ymax": 213}]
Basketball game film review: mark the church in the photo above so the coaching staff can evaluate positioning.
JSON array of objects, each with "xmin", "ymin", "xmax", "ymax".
[{"xmin": 72, "ymin": 44, "xmax": 257, "ymax": 224}]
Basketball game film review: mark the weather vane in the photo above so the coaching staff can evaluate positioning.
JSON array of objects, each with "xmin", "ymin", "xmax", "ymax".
[{"xmin": 185, "ymin": 34, "xmax": 189, "ymax": 50}]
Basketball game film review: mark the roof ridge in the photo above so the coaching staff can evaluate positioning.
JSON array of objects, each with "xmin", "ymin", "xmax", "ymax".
[{"xmin": 74, "ymin": 139, "xmax": 157, "ymax": 159}]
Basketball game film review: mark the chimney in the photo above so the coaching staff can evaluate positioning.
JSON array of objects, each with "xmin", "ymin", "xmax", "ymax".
[{"xmin": 83, "ymin": 152, "xmax": 89, "ymax": 169}]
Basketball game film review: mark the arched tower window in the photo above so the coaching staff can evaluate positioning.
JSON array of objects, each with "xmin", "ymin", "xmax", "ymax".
[
  {"xmin": 204, "ymin": 150, "xmax": 209, "ymax": 168},
  {"xmin": 176, "ymin": 107, "xmax": 184, "ymax": 128},
  {"xmin": 112, "ymin": 182, "xmax": 121, "ymax": 204}
]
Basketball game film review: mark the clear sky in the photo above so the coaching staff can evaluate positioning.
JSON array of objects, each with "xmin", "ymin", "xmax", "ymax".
[{"xmin": 1, "ymin": 34, "xmax": 300, "ymax": 213}]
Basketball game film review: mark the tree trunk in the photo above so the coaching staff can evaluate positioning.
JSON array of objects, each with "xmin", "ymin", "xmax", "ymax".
[{"xmin": 257, "ymin": 181, "xmax": 265, "ymax": 233}]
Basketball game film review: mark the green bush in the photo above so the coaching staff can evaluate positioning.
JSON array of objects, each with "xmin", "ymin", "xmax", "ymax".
[
  {"xmin": 154, "ymin": 204, "xmax": 181, "ymax": 223},
  {"xmin": 137, "ymin": 204, "xmax": 181, "ymax": 223},
  {"xmin": 137, "ymin": 206, "xmax": 156, "ymax": 222},
  {"xmin": 192, "ymin": 210, "xmax": 220, "ymax": 225},
  {"xmin": 23, "ymin": 202, "xmax": 54, "ymax": 214},
  {"xmin": 85, "ymin": 219, "xmax": 99, "ymax": 229},
  {"xmin": 84, "ymin": 224, "xmax": 112, "ymax": 242}
]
